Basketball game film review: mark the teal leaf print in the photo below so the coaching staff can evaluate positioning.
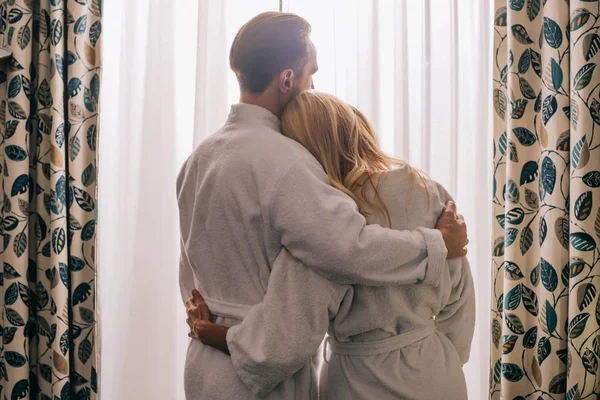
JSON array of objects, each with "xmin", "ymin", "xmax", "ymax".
[
  {"xmin": 555, "ymin": 217, "xmax": 570, "ymax": 250},
  {"xmin": 518, "ymin": 49, "xmax": 531, "ymax": 74},
  {"xmin": 511, "ymin": 99, "xmax": 528, "ymax": 119},
  {"xmin": 508, "ymin": 141, "xmax": 518, "ymax": 162},
  {"xmin": 493, "ymin": 237, "xmax": 504, "ymax": 256},
  {"xmin": 578, "ymin": 283, "xmax": 597, "ymax": 311},
  {"xmin": 87, "ymin": 124, "xmax": 97, "ymax": 151},
  {"xmin": 13, "ymin": 232, "xmax": 26, "ymax": 257},
  {"xmin": 70, "ymin": 256, "xmax": 85, "ymax": 272},
  {"xmin": 81, "ymin": 220, "xmax": 95, "ymax": 241},
  {"xmin": 6, "ymin": 308, "xmax": 24, "ymax": 326},
  {"xmin": 493, "ymin": 359, "xmax": 502, "ymax": 383},
  {"xmin": 7, "ymin": 101, "xmax": 26, "ymax": 119},
  {"xmin": 584, "ymin": 33, "xmax": 600, "ymax": 62},
  {"xmin": 505, "ymin": 262, "xmax": 524, "ymax": 280},
  {"xmin": 523, "ymin": 326, "xmax": 538, "ymax": 348},
  {"xmin": 495, "ymin": 7, "xmax": 507, "ymax": 26},
  {"xmin": 542, "ymin": 300, "xmax": 558, "ymax": 334},
  {"xmin": 569, "ymin": 313, "xmax": 591, "ymax": 339},
  {"xmin": 522, "ymin": 285, "xmax": 538, "ymax": 316},
  {"xmin": 506, "ymin": 227, "xmax": 519, "ymax": 247},
  {"xmin": 574, "ymin": 64, "xmax": 597, "ymax": 90},
  {"xmin": 551, "ymin": 58, "xmax": 563, "ymax": 91},
  {"xmin": 38, "ymin": 79, "xmax": 52, "ymax": 107},
  {"xmin": 4, "ymin": 327, "xmax": 17, "ymax": 344},
  {"xmin": 73, "ymin": 187, "xmax": 95, "ymax": 211},
  {"xmin": 92, "ymin": 367, "xmax": 98, "ymax": 393},
  {"xmin": 549, "ymin": 372, "xmax": 567, "ymax": 394},
  {"xmin": 502, "ymin": 363, "xmax": 524, "ymax": 382},
  {"xmin": 571, "ymin": 232, "xmax": 597, "ymax": 251},
  {"xmin": 520, "ymin": 226, "xmax": 534, "ymax": 255},
  {"xmin": 583, "ymin": 171, "xmax": 600, "ymax": 188},
  {"xmin": 571, "ymin": 257, "xmax": 587, "ymax": 278},
  {"xmin": 505, "ymin": 284, "xmax": 522, "ymax": 310},
  {"xmin": 520, "ymin": 161, "xmax": 539, "ymax": 185},
  {"xmin": 591, "ymin": 99, "xmax": 600, "ymax": 126},
  {"xmin": 51, "ymin": 19, "xmax": 63, "ymax": 46},
  {"xmin": 5, "ymin": 145, "xmax": 26, "ymax": 161},
  {"xmin": 525, "ymin": 187, "xmax": 539, "ymax": 209},
  {"xmin": 493, "ymin": 318, "xmax": 501, "ymax": 349},
  {"xmin": 538, "ymin": 336, "xmax": 551, "ymax": 365},
  {"xmin": 16, "ymin": 25, "xmax": 30, "ymax": 51},
  {"xmin": 4, "ymin": 263, "xmax": 21, "ymax": 279},
  {"xmin": 70, "ymin": 135, "xmax": 82, "ymax": 161},
  {"xmin": 512, "ymin": 24, "xmax": 534, "ymax": 44},
  {"xmin": 74, "ymin": 14, "xmax": 87, "ymax": 35},
  {"xmin": 76, "ymin": 388, "xmax": 91, "ymax": 400},
  {"xmin": 519, "ymin": 77, "xmax": 536, "ymax": 99},
  {"xmin": 3, "ymin": 216, "xmax": 18, "ymax": 231},
  {"xmin": 4, "ymin": 282, "xmax": 17, "ymax": 305},
  {"xmin": 82, "ymin": 163, "xmax": 95, "ymax": 186},
  {"xmin": 541, "ymin": 156, "xmax": 556, "ymax": 194},
  {"xmin": 90, "ymin": 21, "xmax": 102, "ymax": 47},
  {"xmin": 78, "ymin": 338, "xmax": 93, "ymax": 363},
  {"xmin": 498, "ymin": 132, "xmax": 507, "ymax": 155},
  {"xmin": 561, "ymin": 263, "xmax": 569, "ymax": 287},
  {"xmin": 571, "ymin": 8, "xmax": 591, "ymax": 31},
  {"xmin": 582, "ymin": 349, "xmax": 598, "ymax": 374},
  {"xmin": 80, "ymin": 307, "xmax": 94, "ymax": 324},
  {"xmin": 531, "ymin": 49, "xmax": 542, "ymax": 77},
  {"xmin": 8, "ymin": 9, "xmax": 22, "ymax": 23},
  {"xmin": 506, "ymin": 313, "xmax": 526, "ymax": 334},
  {"xmin": 513, "ymin": 127, "xmax": 536, "ymax": 146},
  {"xmin": 4, "ymin": 352, "xmax": 26, "ymax": 368},
  {"xmin": 506, "ymin": 208, "xmax": 525, "ymax": 225},
  {"xmin": 502, "ymin": 335, "xmax": 519, "ymax": 354},
  {"xmin": 68, "ymin": 78, "xmax": 82, "ymax": 97},
  {"xmin": 510, "ymin": 0, "xmax": 525, "ymax": 11},
  {"xmin": 52, "ymin": 227, "xmax": 66, "ymax": 254},
  {"xmin": 11, "ymin": 379, "xmax": 29, "ymax": 400},
  {"xmin": 7, "ymin": 75, "xmax": 20, "ymax": 98},
  {"xmin": 73, "ymin": 283, "xmax": 92, "ymax": 306},
  {"xmin": 5, "ymin": 120, "xmax": 19, "ymax": 139},
  {"xmin": 541, "ymin": 259, "xmax": 558, "ymax": 291},
  {"xmin": 542, "ymin": 95, "xmax": 558, "ymax": 125},
  {"xmin": 526, "ymin": 0, "xmax": 540, "ymax": 21},
  {"xmin": 575, "ymin": 191, "xmax": 593, "ymax": 221},
  {"xmin": 543, "ymin": 17, "xmax": 563, "ymax": 49},
  {"xmin": 540, "ymin": 216, "xmax": 548, "ymax": 244}
]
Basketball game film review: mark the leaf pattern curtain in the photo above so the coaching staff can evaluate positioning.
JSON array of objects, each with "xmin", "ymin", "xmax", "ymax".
[
  {"xmin": 492, "ymin": 0, "xmax": 600, "ymax": 399},
  {"xmin": 0, "ymin": 0, "xmax": 101, "ymax": 399}
]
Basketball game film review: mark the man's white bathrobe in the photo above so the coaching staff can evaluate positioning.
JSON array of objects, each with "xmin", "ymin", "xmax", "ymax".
[
  {"xmin": 176, "ymin": 104, "xmax": 448, "ymax": 399},
  {"xmin": 226, "ymin": 167, "xmax": 476, "ymax": 399}
]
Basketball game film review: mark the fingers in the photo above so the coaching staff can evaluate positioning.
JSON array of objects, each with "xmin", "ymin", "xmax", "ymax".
[
  {"xmin": 445, "ymin": 201, "xmax": 457, "ymax": 215},
  {"xmin": 192, "ymin": 289, "xmax": 205, "ymax": 302}
]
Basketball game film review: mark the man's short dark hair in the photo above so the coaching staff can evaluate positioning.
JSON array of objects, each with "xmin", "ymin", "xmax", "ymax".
[{"xmin": 229, "ymin": 12, "xmax": 312, "ymax": 93}]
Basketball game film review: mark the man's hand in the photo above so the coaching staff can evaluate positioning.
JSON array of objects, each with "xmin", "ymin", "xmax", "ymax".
[
  {"xmin": 435, "ymin": 201, "xmax": 469, "ymax": 259},
  {"xmin": 186, "ymin": 289, "xmax": 212, "ymax": 338}
]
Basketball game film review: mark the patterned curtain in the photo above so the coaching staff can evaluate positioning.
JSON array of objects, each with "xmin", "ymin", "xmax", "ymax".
[
  {"xmin": 492, "ymin": 0, "xmax": 600, "ymax": 399},
  {"xmin": 0, "ymin": 0, "xmax": 101, "ymax": 399}
]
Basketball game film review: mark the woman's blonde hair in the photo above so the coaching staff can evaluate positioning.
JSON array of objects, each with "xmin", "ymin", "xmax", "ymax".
[{"xmin": 281, "ymin": 91, "xmax": 428, "ymax": 226}]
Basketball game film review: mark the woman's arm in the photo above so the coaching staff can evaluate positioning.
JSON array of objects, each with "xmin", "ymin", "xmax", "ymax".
[{"xmin": 188, "ymin": 249, "xmax": 349, "ymax": 397}]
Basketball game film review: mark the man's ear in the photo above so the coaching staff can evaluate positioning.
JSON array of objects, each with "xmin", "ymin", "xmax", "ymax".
[{"xmin": 278, "ymin": 69, "xmax": 294, "ymax": 94}]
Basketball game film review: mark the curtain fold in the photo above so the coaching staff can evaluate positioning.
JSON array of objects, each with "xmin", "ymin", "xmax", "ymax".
[
  {"xmin": 0, "ymin": 0, "xmax": 101, "ymax": 399},
  {"xmin": 492, "ymin": 0, "xmax": 600, "ymax": 398}
]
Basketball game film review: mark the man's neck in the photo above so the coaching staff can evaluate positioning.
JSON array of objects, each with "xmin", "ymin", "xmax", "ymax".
[{"xmin": 239, "ymin": 92, "xmax": 283, "ymax": 119}]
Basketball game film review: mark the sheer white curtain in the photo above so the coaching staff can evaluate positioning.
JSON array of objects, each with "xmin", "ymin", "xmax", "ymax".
[{"xmin": 100, "ymin": 0, "xmax": 492, "ymax": 399}]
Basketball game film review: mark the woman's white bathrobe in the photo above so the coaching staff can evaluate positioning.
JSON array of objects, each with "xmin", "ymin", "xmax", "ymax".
[
  {"xmin": 226, "ymin": 166, "xmax": 476, "ymax": 399},
  {"xmin": 176, "ymin": 104, "xmax": 448, "ymax": 399}
]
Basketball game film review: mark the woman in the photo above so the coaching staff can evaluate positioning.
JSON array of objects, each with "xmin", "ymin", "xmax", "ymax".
[{"xmin": 190, "ymin": 91, "xmax": 475, "ymax": 399}]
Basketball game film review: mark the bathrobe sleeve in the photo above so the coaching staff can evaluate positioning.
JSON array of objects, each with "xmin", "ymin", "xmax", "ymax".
[
  {"xmin": 226, "ymin": 249, "xmax": 350, "ymax": 397},
  {"xmin": 435, "ymin": 257, "xmax": 476, "ymax": 364},
  {"xmin": 270, "ymin": 155, "xmax": 447, "ymax": 286}
]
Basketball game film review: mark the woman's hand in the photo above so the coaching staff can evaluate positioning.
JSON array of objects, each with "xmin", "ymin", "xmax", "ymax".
[
  {"xmin": 185, "ymin": 289, "xmax": 212, "ymax": 337},
  {"xmin": 435, "ymin": 201, "xmax": 469, "ymax": 259},
  {"xmin": 185, "ymin": 290, "xmax": 230, "ymax": 355}
]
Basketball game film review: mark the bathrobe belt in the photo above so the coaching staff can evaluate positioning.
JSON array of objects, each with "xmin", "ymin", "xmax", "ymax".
[
  {"xmin": 325, "ymin": 323, "xmax": 436, "ymax": 359},
  {"xmin": 203, "ymin": 296, "xmax": 253, "ymax": 321}
]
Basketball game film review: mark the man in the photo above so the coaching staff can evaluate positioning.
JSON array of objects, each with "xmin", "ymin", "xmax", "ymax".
[{"xmin": 178, "ymin": 12, "xmax": 468, "ymax": 399}]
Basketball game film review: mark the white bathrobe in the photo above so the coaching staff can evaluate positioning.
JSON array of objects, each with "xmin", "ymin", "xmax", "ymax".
[
  {"xmin": 176, "ymin": 104, "xmax": 448, "ymax": 399},
  {"xmin": 226, "ymin": 166, "xmax": 476, "ymax": 399}
]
